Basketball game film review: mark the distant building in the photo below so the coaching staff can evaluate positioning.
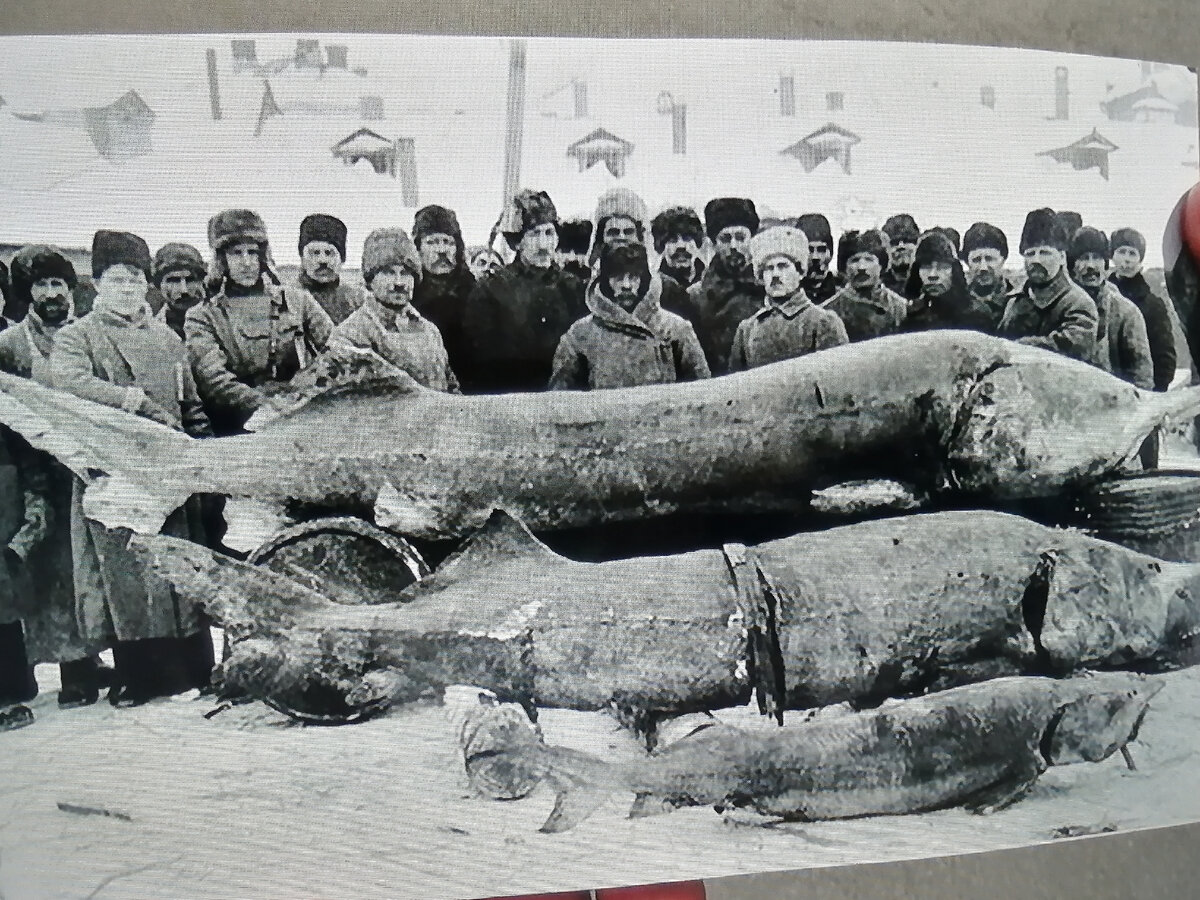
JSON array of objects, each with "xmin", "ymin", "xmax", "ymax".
[
  {"xmin": 1037, "ymin": 128, "xmax": 1119, "ymax": 180},
  {"xmin": 1102, "ymin": 66, "xmax": 1198, "ymax": 127},
  {"xmin": 566, "ymin": 127, "xmax": 633, "ymax": 177},
  {"xmin": 231, "ymin": 39, "xmax": 258, "ymax": 73},
  {"xmin": 82, "ymin": 90, "xmax": 155, "ymax": 160},
  {"xmin": 780, "ymin": 122, "xmax": 861, "ymax": 174}
]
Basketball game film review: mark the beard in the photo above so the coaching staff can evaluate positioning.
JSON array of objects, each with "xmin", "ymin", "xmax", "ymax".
[{"xmin": 33, "ymin": 296, "xmax": 71, "ymax": 324}]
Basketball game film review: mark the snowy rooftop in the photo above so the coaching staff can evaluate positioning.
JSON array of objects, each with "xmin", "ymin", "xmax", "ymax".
[{"xmin": 0, "ymin": 34, "xmax": 1195, "ymax": 268}]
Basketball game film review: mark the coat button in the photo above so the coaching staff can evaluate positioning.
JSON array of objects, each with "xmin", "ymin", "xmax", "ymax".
[{"xmin": 540, "ymin": 317, "xmax": 547, "ymax": 323}]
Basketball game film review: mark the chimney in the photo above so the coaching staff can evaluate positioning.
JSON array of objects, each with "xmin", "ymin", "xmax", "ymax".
[
  {"xmin": 981, "ymin": 85, "xmax": 995, "ymax": 109},
  {"xmin": 1054, "ymin": 66, "xmax": 1069, "ymax": 120},
  {"xmin": 780, "ymin": 74, "xmax": 795, "ymax": 117},
  {"xmin": 231, "ymin": 39, "xmax": 257, "ymax": 73},
  {"xmin": 206, "ymin": 48, "xmax": 222, "ymax": 120},
  {"xmin": 573, "ymin": 79, "xmax": 588, "ymax": 119},
  {"xmin": 826, "ymin": 91, "xmax": 844, "ymax": 112},
  {"xmin": 326, "ymin": 45, "xmax": 348, "ymax": 69},
  {"xmin": 672, "ymin": 103, "xmax": 687, "ymax": 155},
  {"xmin": 295, "ymin": 39, "xmax": 321, "ymax": 69}
]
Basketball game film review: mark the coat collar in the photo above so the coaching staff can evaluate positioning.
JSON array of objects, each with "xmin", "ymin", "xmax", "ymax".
[
  {"xmin": 586, "ymin": 275, "xmax": 663, "ymax": 335},
  {"xmin": 1025, "ymin": 267, "xmax": 1074, "ymax": 309},
  {"xmin": 756, "ymin": 289, "xmax": 812, "ymax": 320}
]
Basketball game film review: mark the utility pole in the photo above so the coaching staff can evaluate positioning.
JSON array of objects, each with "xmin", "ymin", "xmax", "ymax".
[
  {"xmin": 501, "ymin": 40, "xmax": 528, "ymax": 208},
  {"xmin": 206, "ymin": 48, "xmax": 222, "ymax": 121}
]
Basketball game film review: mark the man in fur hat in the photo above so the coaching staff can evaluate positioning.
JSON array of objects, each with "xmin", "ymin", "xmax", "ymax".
[
  {"xmin": 823, "ymin": 229, "xmax": 907, "ymax": 342},
  {"xmin": 550, "ymin": 242, "xmax": 708, "ymax": 391},
  {"xmin": 1068, "ymin": 226, "xmax": 1152, "ymax": 389},
  {"xmin": 1108, "ymin": 227, "xmax": 1177, "ymax": 393},
  {"xmin": 152, "ymin": 243, "xmax": 207, "ymax": 340},
  {"xmin": 730, "ymin": 226, "xmax": 846, "ymax": 371},
  {"xmin": 0, "ymin": 245, "xmax": 104, "ymax": 723},
  {"xmin": 652, "ymin": 206, "xmax": 706, "ymax": 290},
  {"xmin": 556, "ymin": 219, "xmax": 594, "ymax": 282},
  {"xmin": 411, "ymin": 204, "xmax": 476, "ymax": 379},
  {"xmin": 688, "ymin": 197, "xmax": 764, "ymax": 375},
  {"xmin": 794, "ymin": 213, "xmax": 844, "ymax": 304},
  {"xmin": 331, "ymin": 227, "xmax": 458, "ymax": 392},
  {"xmin": 997, "ymin": 208, "xmax": 1098, "ymax": 361},
  {"xmin": 186, "ymin": 209, "xmax": 333, "ymax": 435},
  {"xmin": 51, "ymin": 230, "xmax": 214, "ymax": 707},
  {"xmin": 960, "ymin": 222, "xmax": 1012, "ymax": 331},
  {"xmin": 294, "ymin": 213, "xmax": 364, "ymax": 325},
  {"xmin": 903, "ymin": 231, "xmax": 994, "ymax": 333},
  {"xmin": 881, "ymin": 213, "xmax": 921, "ymax": 295},
  {"xmin": 71, "ymin": 231, "xmax": 167, "ymax": 320},
  {"xmin": 461, "ymin": 189, "xmax": 587, "ymax": 393},
  {"xmin": 466, "ymin": 246, "xmax": 503, "ymax": 282},
  {"xmin": 589, "ymin": 187, "xmax": 650, "ymax": 264}
]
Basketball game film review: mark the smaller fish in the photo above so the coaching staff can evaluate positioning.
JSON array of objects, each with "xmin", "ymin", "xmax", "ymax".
[{"xmin": 461, "ymin": 674, "xmax": 1162, "ymax": 832}]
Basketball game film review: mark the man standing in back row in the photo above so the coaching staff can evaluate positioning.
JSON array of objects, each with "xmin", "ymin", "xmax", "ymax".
[{"xmin": 295, "ymin": 213, "xmax": 365, "ymax": 325}]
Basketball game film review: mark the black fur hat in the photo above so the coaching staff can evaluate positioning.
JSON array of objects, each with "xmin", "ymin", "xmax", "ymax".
[
  {"xmin": 704, "ymin": 198, "xmax": 759, "ymax": 242},
  {"xmin": 298, "ymin": 213, "xmax": 347, "ymax": 259},
  {"xmin": 961, "ymin": 222, "xmax": 1009, "ymax": 260},
  {"xmin": 1067, "ymin": 226, "xmax": 1111, "ymax": 268},
  {"xmin": 651, "ymin": 206, "xmax": 704, "ymax": 252},
  {"xmin": 794, "ymin": 213, "xmax": 834, "ymax": 247},
  {"xmin": 597, "ymin": 241, "xmax": 650, "ymax": 298},
  {"xmin": 91, "ymin": 230, "xmax": 152, "ymax": 280},
  {"xmin": 913, "ymin": 231, "xmax": 960, "ymax": 269},
  {"xmin": 413, "ymin": 205, "xmax": 463, "ymax": 245},
  {"xmin": 837, "ymin": 229, "xmax": 888, "ymax": 273},
  {"xmin": 882, "ymin": 214, "xmax": 920, "ymax": 246},
  {"xmin": 10, "ymin": 245, "xmax": 77, "ymax": 314},
  {"xmin": 558, "ymin": 219, "xmax": 594, "ymax": 255},
  {"xmin": 209, "ymin": 209, "xmax": 269, "ymax": 252},
  {"xmin": 152, "ymin": 243, "xmax": 206, "ymax": 286},
  {"xmin": 1110, "ymin": 227, "xmax": 1147, "ymax": 260},
  {"xmin": 1020, "ymin": 208, "xmax": 1070, "ymax": 253}
]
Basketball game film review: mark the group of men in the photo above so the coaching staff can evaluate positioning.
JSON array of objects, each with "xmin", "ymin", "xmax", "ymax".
[{"xmin": 0, "ymin": 184, "xmax": 1178, "ymax": 731}]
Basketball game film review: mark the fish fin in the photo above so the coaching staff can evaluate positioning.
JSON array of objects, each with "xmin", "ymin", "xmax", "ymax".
[
  {"xmin": 409, "ymin": 509, "xmax": 560, "ymax": 588},
  {"xmin": 1116, "ymin": 385, "xmax": 1200, "ymax": 459},
  {"xmin": 0, "ymin": 370, "xmax": 196, "ymax": 533},
  {"xmin": 247, "ymin": 345, "xmax": 423, "ymax": 431},
  {"xmin": 536, "ymin": 746, "xmax": 623, "ymax": 833},
  {"xmin": 964, "ymin": 767, "xmax": 1042, "ymax": 815},
  {"xmin": 629, "ymin": 793, "xmax": 681, "ymax": 819},
  {"xmin": 373, "ymin": 481, "xmax": 449, "ymax": 540}
]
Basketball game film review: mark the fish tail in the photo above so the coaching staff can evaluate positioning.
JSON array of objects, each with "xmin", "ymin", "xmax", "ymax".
[
  {"xmin": 537, "ymin": 745, "xmax": 625, "ymax": 834},
  {"xmin": 1144, "ymin": 384, "xmax": 1200, "ymax": 424},
  {"xmin": 0, "ymin": 371, "xmax": 200, "ymax": 533}
]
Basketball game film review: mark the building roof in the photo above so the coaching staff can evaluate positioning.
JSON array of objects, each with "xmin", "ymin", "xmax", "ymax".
[
  {"xmin": 331, "ymin": 127, "xmax": 394, "ymax": 155},
  {"xmin": 566, "ymin": 127, "xmax": 633, "ymax": 156}
]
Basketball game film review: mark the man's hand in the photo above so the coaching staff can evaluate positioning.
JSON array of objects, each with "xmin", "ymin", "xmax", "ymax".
[{"xmin": 138, "ymin": 399, "xmax": 178, "ymax": 429}]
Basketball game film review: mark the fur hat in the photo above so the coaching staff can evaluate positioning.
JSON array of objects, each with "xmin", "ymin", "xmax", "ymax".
[
  {"xmin": 1067, "ymin": 226, "xmax": 1111, "ymax": 268},
  {"xmin": 298, "ymin": 213, "xmax": 347, "ymax": 259},
  {"xmin": 152, "ymin": 243, "xmax": 206, "ymax": 286},
  {"xmin": 1055, "ymin": 211, "xmax": 1084, "ymax": 240},
  {"xmin": 361, "ymin": 227, "xmax": 421, "ymax": 285},
  {"xmin": 929, "ymin": 226, "xmax": 960, "ymax": 255},
  {"xmin": 651, "ymin": 206, "xmax": 704, "ymax": 252},
  {"xmin": 597, "ymin": 242, "xmax": 651, "ymax": 298},
  {"xmin": 558, "ymin": 219, "xmax": 594, "ymax": 256},
  {"xmin": 594, "ymin": 188, "xmax": 648, "ymax": 227},
  {"xmin": 794, "ymin": 213, "xmax": 834, "ymax": 247},
  {"xmin": 91, "ymin": 230, "xmax": 152, "ymax": 280},
  {"xmin": 961, "ymin": 222, "xmax": 1009, "ymax": 260},
  {"xmin": 1020, "ymin": 207, "xmax": 1070, "ymax": 253},
  {"xmin": 1110, "ymin": 227, "xmax": 1147, "ymax": 260},
  {"xmin": 882, "ymin": 214, "xmax": 920, "ymax": 246},
  {"xmin": 500, "ymin": 189, "xmax": 559, "ymax": 243},
  {"xmin": 704, "ymin": 198, "xmax": 759, "ymax": 242},
  {"xmin": 9, "ymin": 245, "xmax": 77, "ymax": 313},
  {"xmin": 749, "ymin": 226, "xmax": 810, "ymax": 278},
  {"xmin": 209, "ymin": 209, "xmax": 269, "ymax": 253},
  {"xmin": 913, "ymin": 231, "xmax": 960, "ymax": 269},
  {"xmin": 413, "ymin": 205, "xmax": 463, "ymax": 246},
  {"xmin": 837, "ymin": 229, "xmax": 888, "ymax": 273}
]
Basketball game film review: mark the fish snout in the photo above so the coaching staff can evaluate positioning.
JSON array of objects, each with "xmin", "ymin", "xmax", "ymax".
[{"xmin": 1043, "ymin": 679, "xmax": 1163, "ymax": 764}]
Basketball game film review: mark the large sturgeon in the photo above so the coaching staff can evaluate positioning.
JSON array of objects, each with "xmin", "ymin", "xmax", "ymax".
[
  {"xmin": 455, "ymin": 674, "xmax": 1164, "ymax": 832},
  {"xmin": 0, "ymin": 331, "xmax": 1195, "ymax": 540},
  {"xmin": 130, "ymin": 510, "xmax": 1200, "ymax": 731}
]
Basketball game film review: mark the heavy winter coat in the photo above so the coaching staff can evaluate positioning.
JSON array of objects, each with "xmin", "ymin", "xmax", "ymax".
[
  {"xmin": 803, "ymin": 270, "xmax": 845, "ymax": 304},
  {"xmin": 460, "ymin": 260, "xmax": 587, "ymax": 393},
  {"xmin": 297, "ymin": 272, "xmax": 367, "ymax": 326},
  {"xmin": 0, "ymin": 313, "xmax": 95, "ymax": 663},
  {"xmin": 997, "ymin": 268, "xmax": 1099, "ymax": 362},
  {"xmin": 549, "ymin": 276, "xmax": 710, "ymax": 391},
  {"xmin": 185, "ymin": 281, "xmax": 333, "ymax": 434},
  {"xmin": 1111, "ymin": 273, "xmax": 1177, "ymax": 391},
  {"xmin": 1088, "ymin": 282, "xmax": 1153, "ymax": 390},
  {"xmin": 686, "ymin": 253, "xmax": 766, "ymax": 375},
  {"xmin": 823, "ymin": 282, "xmax": 907, "ymax": 341},
  {"xmin": 330, "ymin": 299, "xmax": 460, "ymax": 393},
  {"xmin": 728, "ymin": 291, "xmax": 848, "ymax": 371},
  {"xmin": 962, "ymin": 280, "xmax": 1011, "ymax": 333},
  {"xmin": 412, "ymin": 266, "xmax": 476, "ymax": 380},
  {"xmin": 51, "ymin": 304, "xmax": 211, "ymax": 645},
  {"xmin": 659, "ymin": 258, "xmax": 706, "ymax": 291}
]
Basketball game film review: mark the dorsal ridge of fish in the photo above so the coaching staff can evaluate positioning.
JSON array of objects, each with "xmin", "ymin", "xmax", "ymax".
[
  {"xmin": 426, "ymin": 509, "xmax": 562, "ymax": 581},
  {"xmin": 247, "ymin": 345, "xmax": 424, "ymax": 430}
]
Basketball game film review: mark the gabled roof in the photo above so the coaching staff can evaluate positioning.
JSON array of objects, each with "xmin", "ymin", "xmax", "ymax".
[
  {"xmin": 1039, "ymin": 128, "xmax": 1119, "ymax": 155},
  {"xmin": 780, "ymin": 122, "xmax": 862, "ymax": 156},
  {"xmin": 98, "ymin": 89, "xmax": 154, "ymax": 119},
  {"xmin": 566, "ymin": 127, "xmax": 633, "ymax": 155},
  {"xmin": 331, "ymin": 127, "xmax": 393, "ymax": 154}
]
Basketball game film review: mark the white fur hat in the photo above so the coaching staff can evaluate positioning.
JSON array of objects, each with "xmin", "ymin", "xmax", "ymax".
[{"xmin": 749, "ymin": 225, "xmax": 809, "ymax": 277}]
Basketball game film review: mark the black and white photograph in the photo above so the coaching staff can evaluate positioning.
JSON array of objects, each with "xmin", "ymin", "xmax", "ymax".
[{"xmin": 1, "ymin": 32, "xmax": 1200, "ymax": 899}]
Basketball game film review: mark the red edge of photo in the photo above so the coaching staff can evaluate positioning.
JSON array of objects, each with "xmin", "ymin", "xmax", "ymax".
[{"xmin": 474, "ymin": 879, "xmax": 706, "ymax": 899}]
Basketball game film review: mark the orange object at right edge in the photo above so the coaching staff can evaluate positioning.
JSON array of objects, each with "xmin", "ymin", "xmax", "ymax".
[{"xmin": 475, "ymin": 879, "xmax": 706, "ymax": 900}]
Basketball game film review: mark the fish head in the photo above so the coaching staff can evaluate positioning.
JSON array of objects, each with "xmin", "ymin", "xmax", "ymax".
[
  {"xmin": 943, "ymin": 345, "xmax": 1175, "ymax": 499},
  {"xmin": 1042, "ymin": 675, "xmax": 1164, "ymax": 765}
]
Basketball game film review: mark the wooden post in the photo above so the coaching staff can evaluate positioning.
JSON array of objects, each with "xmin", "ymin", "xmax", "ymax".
[
  {"xmin": 502, "ymin": 40, "xmax": 528, "ymax": 207},
  {"xmin": 780, "ymin": 74, "xmax": 795, "ymax": 117},
  {"xmin": 396, "ymin": 138, "xmax": 419, "ymax": 206},
  {"xmin": 1055, "ymin": 66, "xmax": 1070, "ymax": 120},
  {"xmin": 672, "ymin": 103, "xmax": 687, "ymax": 155},
  {"xmin": 206, "ymin": 48, "xmax": 222, "ymax": 121}
]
